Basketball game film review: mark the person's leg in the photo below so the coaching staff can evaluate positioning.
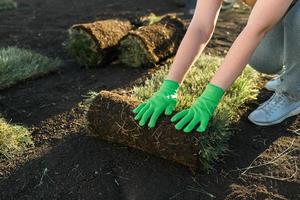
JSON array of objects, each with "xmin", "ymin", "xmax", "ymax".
[
  {"xmin": 248, "ymin": 4, "xmax": 300, "ymax": 126},
  {"xmin": 280, "ymin": 1, "xmax": 300, "ymax": 100},
  {"xmin": 173, "ymin": 0, "xmax": 185, "ymax": 7},
  {"xmin": 185, "ymin": 0, "xmax": 197, "ymax": 15},
  {"xmin": 249, "ymin": 21, "xmax": 284, "ymax": 91},
  {"xmin": 249, "ymin": 21, "xmax": 284, "ymax": 75}
]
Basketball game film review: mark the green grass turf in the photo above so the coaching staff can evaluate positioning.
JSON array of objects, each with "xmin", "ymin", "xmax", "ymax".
[
  {"xmin": 65, "ymin": 29, "xmax": 103, "ymax": 68},
  {"xmin": 138, "ymin": 13, "xmax": 163, "ymax": 26},
  {"xmin": 130, "ymin": 55, "xmax": 260, "ymax": 170},
  {"xmin": 119, "ymin": 35, "xmax": 154, "ymax": 68},
  {"xmin": 0, "ymin": 0, "xmax": 17, "ymax": 11},
  {"xmin": 0, "ymin": 46, "xmax": 61, "ymax": 89},
  {"xmin": 0, "ymin": 117, "xmax": 33, "ymax": 159}
]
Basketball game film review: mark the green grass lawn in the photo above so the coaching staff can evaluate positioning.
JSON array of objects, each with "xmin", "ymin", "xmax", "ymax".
[
  {"xmin": 0, "ymin": 46, "xmax": 61, "ymax": 90},
  {"xmin": 130, "ymin": 55, "xmax": 260, "ymax": 169},
  {"xmin": 0, "ymin": 118, "xmax": 33, "ymax": 159},
  {"xmin": 0, "ymin": 0, "xmax": 17, "ymax": 11}
]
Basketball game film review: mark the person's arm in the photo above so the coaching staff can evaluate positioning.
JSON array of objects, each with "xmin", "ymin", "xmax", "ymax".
[
  {"xmin": 172, "ymin": 0, "xmax": 294, "ymax": 133},
  {"xmin": 133, "ymin": 0, "xmax": 223, "ymax": 128},
  {"xmin": 210, "ymin": 0, "xmax": 293, "ymax": 90},
  {"xmin": 167, "ymin": 0, "xmax": 223, "ymax": 83}
]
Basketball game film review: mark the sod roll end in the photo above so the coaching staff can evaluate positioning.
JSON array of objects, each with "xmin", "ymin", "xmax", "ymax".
[
  {"xmin": 119, "ymin": 15, "xmax": 186, "ymax": 68},
  {"xmin": 66, "ymin": 19, "xmax": 132, "ymax": 68}
]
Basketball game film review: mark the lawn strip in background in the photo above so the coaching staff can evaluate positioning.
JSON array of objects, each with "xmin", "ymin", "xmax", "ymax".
[
  {"xmin": 0, "ymin": 0, "xmax": 17, "ymax": 11},
  {"xmin": 0, "ymin": 46, "xmax": 61, "ymax": 90},
  {"xmin": 0, "ymin": 118, "xmax": 33, "ymax": 159}
]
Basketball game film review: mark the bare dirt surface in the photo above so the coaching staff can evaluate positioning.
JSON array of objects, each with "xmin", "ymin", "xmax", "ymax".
[{"xmin": 0, "ymin": 0, "xmax": 299, "ymax": 199}]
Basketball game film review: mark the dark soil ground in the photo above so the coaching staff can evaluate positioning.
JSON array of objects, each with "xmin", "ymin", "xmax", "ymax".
[{"xmin": 0, "ymin": 0, "xmax": 299, "ymax": 199}]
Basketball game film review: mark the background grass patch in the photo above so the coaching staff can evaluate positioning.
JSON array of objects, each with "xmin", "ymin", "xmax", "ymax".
[
  {"xmin": 0, "ymin": 118, "xmax": 33, "ymax": 159},
  {"xmin": 0, "ymin": 0, "xmax": 17, "ymax": 11},
  {"xmin": 0, "ymin": 46, "xmax": 61, "ymax": 89}
]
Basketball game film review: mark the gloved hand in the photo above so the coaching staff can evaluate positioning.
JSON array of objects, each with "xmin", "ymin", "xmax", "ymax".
[
  {"xmin": 133, "ymin": 80, "xmax": 179, "ymax": 128},
  {"xmin": 171, "ymin": 83, "xmax": 224, "ymax": 133}
]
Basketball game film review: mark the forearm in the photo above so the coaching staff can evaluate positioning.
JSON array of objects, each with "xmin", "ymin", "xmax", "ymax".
[
  {"xmin": 166, "ymin": 0, "xmax": 222, "ymax": 83},
  {"xmin": 166, "ymin": 27, "xmax": 212, "ymax": 83},
  {"xmin": 210, "ymin": 27, "xmax": 265, "ymax": 90},
  {"xmin": 211, "ymin": 0, "xmax": 293, "ymax": 91}
]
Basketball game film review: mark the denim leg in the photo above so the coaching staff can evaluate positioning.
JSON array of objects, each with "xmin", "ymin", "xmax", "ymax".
[
  {"xmin": 280, "ymin": 1, "xmax": 300, "ymax": 100},
  {"xmin": 249, "ymin": 21, "xmax": 284, "ymax": 74},
  {"xmin": 185, "ymin": 0, "xmax": 197, "ymax": 10}
]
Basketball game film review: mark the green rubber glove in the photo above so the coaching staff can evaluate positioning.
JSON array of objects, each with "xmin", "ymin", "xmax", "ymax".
[
  {"xmin": 171, "ymin": 83, "xmax": 225, "ymax": 133},
  {"xmin": 133, "ymin": 80, "xmax": 179, "ymax": 128}
]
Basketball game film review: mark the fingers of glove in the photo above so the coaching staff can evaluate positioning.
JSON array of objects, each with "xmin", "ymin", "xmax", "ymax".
[
  {"xmin": 133, "ymin": 103, "xmax": 146, "ymax": 114},
  {"xmin": 170, "ymin": 109, "xmax": 189, "ymax": 122},
  {"xmin": 196, "ymin": 117, "xmax": 209, "ymax": 133},
  {"xmin": 183, "ymin": 117, "xmax": 200, "ymax": 133},
  {"xmin": 134, "ymin": 104, "xmax": 150, "ymax": 121},
  {"xmin": 139, "ymin": 106, "xmax": 154, "ymax": 126},
  {"xmin": 148, "ymin": 109, "xmax": 163, "ymax": 128},
  {"xmin": 165, "ymin": 102, "xmax": 176, "ymax": 115},
  {"xmin": 174, "ymin": 111, "xmax": 194, "ymax": 130}
]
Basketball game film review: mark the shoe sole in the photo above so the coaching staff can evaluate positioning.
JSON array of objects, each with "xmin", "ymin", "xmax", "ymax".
[
  {"xmin": 264, "ymin": 79, "xmax": 280, "ymax": 92},
  {"xmin": 248, "ymin": 105, "xmax": 300, "ymax": 126}
]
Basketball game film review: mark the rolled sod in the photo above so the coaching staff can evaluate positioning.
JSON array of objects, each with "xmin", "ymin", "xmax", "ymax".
[
  {"xmin": 66, "ymin": 19, "xmax": 133, "ymax": 68},
  {"xmin": 119, "ymin": 15, "xmax": 186, "ymax": 68},
  {"xmin": 87, "ymin": 55, "xmax": 260, "ymax": 170},
  {"xmin": 88, "ymin": 91, "xmax": 203, "ymax": 168}
]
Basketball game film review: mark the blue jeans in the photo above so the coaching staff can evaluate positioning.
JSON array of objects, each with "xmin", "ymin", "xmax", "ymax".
[
  {"xmin": 185, "ymin": 0, "xmax": 197, "ymax": 10},
  {"xmin": 249, "ymin": 1, "xmax": 300, "ymax": 100}
]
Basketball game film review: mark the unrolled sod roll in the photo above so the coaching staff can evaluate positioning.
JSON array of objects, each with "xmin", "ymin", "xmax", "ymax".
[
  {"xmin": 66, "ymin": 19, "xmax": 132, "ymax": 67},
  {"xmin": 119, "ymin": 15, "xmax": 186, "ymax": 68}
]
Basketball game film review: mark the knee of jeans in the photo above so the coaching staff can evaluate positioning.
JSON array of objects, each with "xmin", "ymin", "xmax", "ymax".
[
  {"xmin": 284, "ymin": 3, "xmax": 300, "ymax": 28},
  {"xmin": 249, "ymin": 55, "xmax": 281, "ymax": 75}
]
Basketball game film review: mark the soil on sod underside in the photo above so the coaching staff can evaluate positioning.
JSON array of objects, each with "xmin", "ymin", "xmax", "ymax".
[{"xmin": 0, "ymin": 0, "xmax": 299, "ymax": 199}]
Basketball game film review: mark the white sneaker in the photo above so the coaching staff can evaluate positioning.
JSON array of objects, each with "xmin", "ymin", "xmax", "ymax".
[
  {"xmin": 248, "ymin": 92, "xmax": 300, "ymax": 126},
  {"xmin": 265, "ymin": 77, "xmax": 281, "ymax": 91}
]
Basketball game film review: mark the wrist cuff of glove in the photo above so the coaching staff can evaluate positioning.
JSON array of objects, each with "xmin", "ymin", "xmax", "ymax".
[
  {"xmin": 201, "ymin": 83, "xmax": 225, "ymax": 102},
  {"xmin": 160, "ymin": 79, "xmax": 180, "ymax": 92}
]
